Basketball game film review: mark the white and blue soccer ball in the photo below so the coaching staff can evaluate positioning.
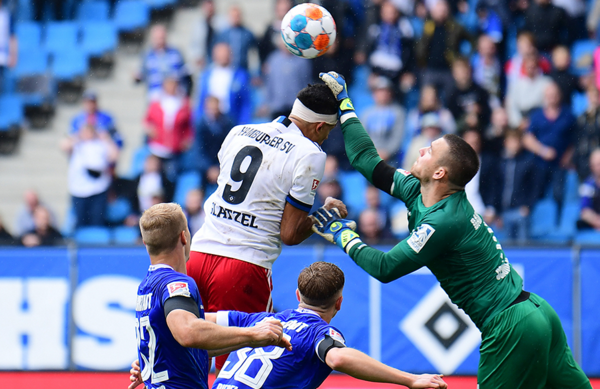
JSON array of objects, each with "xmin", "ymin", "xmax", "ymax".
[{"xmin": 280, "ymin": 3, "xmax": 337, "ymax": 59}]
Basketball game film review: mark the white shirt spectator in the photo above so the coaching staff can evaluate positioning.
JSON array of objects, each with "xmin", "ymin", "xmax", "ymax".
[{"xmin": 67, "ymin": 139, "xmax": 112, "ymax": 198}]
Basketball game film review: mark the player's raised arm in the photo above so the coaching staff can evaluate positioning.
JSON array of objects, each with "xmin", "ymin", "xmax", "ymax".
[
  {"xmin": 319, "ymin": 72, "xmax": 420, "ymax": 205},
  {"xmin": 325, "ymin": 347, "xmax": 446, "ymax": 388}
]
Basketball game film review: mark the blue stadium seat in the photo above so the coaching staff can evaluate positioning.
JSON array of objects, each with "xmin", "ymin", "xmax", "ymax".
[
  {"xmin": 530, "ymin": 199, "xmax": 558, "ymax": 239},
  {"xmin": 572, "ymin": 92, "xmax": 588, "ymax": 117},
  {"xmin": 114, "ymin": 1, "xmax": 150, "ymax": 32},
  {"xmin": 61, "ymin": 207, "xmax": 77, "ymax": 237},
  {"xmin": 77, "ymin": 1, "xmax": 110, "ymax": 21},
  {"xmin": 81, "ymin": 21, "xmax": 118, "ymax": 56},
  {"xmin": 15, "ymin": 22, "xmax": 42, "ymax": 52},
  {"xmin": 338, "ymin": 171, "xmax": 368, "ymax": 215},
  {"xmin": 14, "ymin": 49, "xmax": 48, "ymax": 78},
  {"xmin": 0, "ymin": 95, "xmax": 24, "ymax": 129},
  {"xmin": 106, "ymin": 197, "xmax": 133, "ymax": 224},
  {"xmin": 565, "ymin": 170, "xmax": 580, "ymax": 203},
  {"xmin": 128, "ymin": 146, "xmax": 151, "ymax": 178},
  {"xmin": 574, "ymin": 230, "xmax": 600, "ymax": 245},
  {"xmin": 546, "ymin": 201, "xmax": 580, "ymax": 243},
  {"xmin": 52, "ymin": 50, "xmax": 89, "ymax": 80},
  {"xmin": 174, "ymin": 171, "xmax": 202, "ymax": 205},
  {"xmin": 571, "ymin": 40, "xmax": 596, "ymax": 76},
  {"xmin": 44, "ymin": 22, "xmax": 80, "ymax": 55},
  {"xmin": 74, "ymin": 227, "xmax": 112, "ymax": 245},
  {"xmin": 112, "ymin": 226, "xmax": 140, "ymax": 245}
]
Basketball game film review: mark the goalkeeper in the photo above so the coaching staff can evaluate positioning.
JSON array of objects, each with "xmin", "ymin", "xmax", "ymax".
[{"xmin": 312, "ymin": 71, "xmax": 592, "ymax": 389}]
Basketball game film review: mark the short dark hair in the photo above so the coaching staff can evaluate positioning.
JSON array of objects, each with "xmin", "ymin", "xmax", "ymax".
[
  {"xmin": 296, "ymin": 84, "xmax": 338, "ymax": 115},
  {"xmin": 439, "ymin": 134, "xmax": 480, "ymax": 188},
  {"xmin": 298, "ymin": 262, "xmax": 345, "ymax": 308}
]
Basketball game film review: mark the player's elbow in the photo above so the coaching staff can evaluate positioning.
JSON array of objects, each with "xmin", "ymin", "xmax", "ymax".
[
  {"xmin": 281, "ymin": 232, "xmax": 301, "ymax": 246},
  {"xmin": 325, "ymin": 348, "xmax": 349, "ymax": 372}
]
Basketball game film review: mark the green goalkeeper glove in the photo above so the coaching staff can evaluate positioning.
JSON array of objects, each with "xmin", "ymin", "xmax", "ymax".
[
  {"xmin": 311, "ymin": 207, "xmax": 363, "ymax": 254},
  {"xmin": 319, "ymin": 71, "xmax": 356, "ymax": 119}
]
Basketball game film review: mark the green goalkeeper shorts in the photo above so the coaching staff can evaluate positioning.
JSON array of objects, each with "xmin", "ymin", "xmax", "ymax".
[{"xmin": 477, "ymin": 292, "xmax": 591, "ymax": 389}]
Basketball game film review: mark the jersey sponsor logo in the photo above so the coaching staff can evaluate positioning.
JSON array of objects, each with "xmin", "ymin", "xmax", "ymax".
[
  {"xmin": 237, "ymin": 126, "xmax": 296, "ymax": 154},
  {"xmin": 328, "ymin": 328, "xmax": 345, "ymax": 345},
  {"xmin": 397, "ymin": 168, "xmax": 411, "ymax": 176},
  {"xmin": 167, "ymin": 282, "xmax": 190, "ymax": 298},
  {"xmin": 210, "ymin": 202, "xmax": 259, "ymax": 229},
  {"xmin": 407, "ymin": 224, "xmax": 435, "ymax": 253}
]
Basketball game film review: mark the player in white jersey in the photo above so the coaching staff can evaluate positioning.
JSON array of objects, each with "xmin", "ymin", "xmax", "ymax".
[{"xmin": 187, "ymin": 83, "xmax": 347, "ymax": 371}]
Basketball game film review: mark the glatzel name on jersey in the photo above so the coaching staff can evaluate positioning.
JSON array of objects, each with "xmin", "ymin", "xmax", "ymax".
[
  {"xmin": 209, "ymin": 202, "xmax": 259, "ymax": 229},
  {"xmin": 238, "ymin": 126, "xmax": 296, "ymax": 154}
]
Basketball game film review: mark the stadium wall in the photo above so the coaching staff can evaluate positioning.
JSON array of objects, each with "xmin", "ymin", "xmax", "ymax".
[{"xmin": 0, "ymin": 246, "xmax": 598, "ymax": 378}]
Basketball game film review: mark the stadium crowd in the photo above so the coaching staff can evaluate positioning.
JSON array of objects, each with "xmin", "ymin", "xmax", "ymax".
[{"xmin": 3, "ymin": 0, "xmax": 600, "ymax": 246}]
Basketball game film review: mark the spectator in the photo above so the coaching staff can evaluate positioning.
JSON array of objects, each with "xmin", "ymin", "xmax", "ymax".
[
  {"xmin": 402, "ymin": 112, "xmax": 443, "ymax": 169},
  {"xmin": 578, "ymin": 148, "xmax": 600, "ymax": 230},
  {"xmin": 133, "ymin": 154, "xmax": 174, "ymax": 215},
  {"xmin": 475, "ymin": 3, "xmax": 503, "ymax": 43},
  {"xmin": 446, "ymin": 57, "xmax": 492, "ymax": 131},
  {"xmin": 258, "ymin": 0, "xmax": 292, "ymax": 65},
  {"xmin": 360, "ymin": 1, "xmax": 415, "ymax": 83},
  {"xmin": 523, "ymin": 0, "xmax": 567, "ymax": 54},
  {"xmin": 31, "ymin": 0, "xmax": 62, "ymax": 21},
  {"xmin": 549, "ymin": 45, "xmax": 582, "ymax": 108},
  {"xmin": 523, "ymin": 82, "xmax": 575, "ymax": 208},
  {"xmin": 587, "ymin": 0, "xmax": 600, "ymax": 37},
  {"xmin": 14, "ymin": 190, "xmax": 57, "ymax": 237},
  {"xmin": 263, "ymin": 39, "xmax": 312, "ymax": 119},
  {"xmin": 506, "ymin": 53, "xmax": 552, "ymax": 129},
  {"xmin": 196, "ymin": 42, "xmax": 252, "ymax": 125},
  {"xmin": 322, "ymin": 155, "xmax": 340, "ymax": 182},
  {"xmin": 70, "ymin": 90, "xmax": 122, "ymax": 148},
  {"xmin": 189, "ymin": 0, "xmax": 228, "ymax": 70},
  {"xmin": 553, "ymin": 0, "xmax": 587, "ymax": 43},
  {"xmin": 313, "ymin": 178, "xmax": 344, "ymax": 212},
  {"xmin": 405, "ymin": 84, "xmax": 456, "ymax": 139},
  {"xmin": 144, "ymin": 76, "xmax": 193, "ymax": 181},
  {"xmin": 215, "ymin": 6, "xmax": 257, "ymax": 71},
  {"xmin": 361, "ymin": 76, "xmax": 407, "ymax": 162},
  {"xmin": 483, "ymin": 106, "xmax": 510, "ymax": 156},
  {"xmin": 0, "ymin": 0, "xmax": 16, "ymax": 94},
  {"xmin": 184, "ymin": 189, "xmax": 206, "ymax": 235},
  {"xmin": 504, "ymin": 31, "xmax": 551, "ymax": 88},
  {"xmin": 0, "ymin": 216, "xmax": 16, "ymax": 245},
  {"xmin": 364, "ymin": 185, "xmax": 390, "ymax": 229},
  {"xmin": 471, "ymin": 35, "xmax": 501, "ymax": 99},
  {"xmin": 574, "ymin": 86, "xmax": 600, "ymax": 181},
  {"xmin": 357, "ymin": 208, "xmax": 394, "ymax": 245},
  {"xmin": 415, "ymin": 0, "xmax": 472, "ymax": 99},
  {"xmin": 497, "ymin": 129, "xmax": 537, "ymax": 243},
  {"xmin": 194, "ymin": 96, "xmax": 233, "ymax": 179},
  {"xmin": 20, "ymin": 206, "xmax": 64, "ymax": 247},
  {"xmin": 136, "ymin": 25, "xmax": 189, "ymax": 100},
  {"xmin": 61, "ymin": 124, "xmax": 118, "ymax": 228}
]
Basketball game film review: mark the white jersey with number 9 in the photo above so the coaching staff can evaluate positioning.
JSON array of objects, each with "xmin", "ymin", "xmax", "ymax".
[{"xmin": 191, "ymin": 117, "xmax": 326, "ymax": 269}]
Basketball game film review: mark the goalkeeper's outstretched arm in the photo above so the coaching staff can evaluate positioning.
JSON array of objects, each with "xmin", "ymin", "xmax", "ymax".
[{"xmin": 319, "ymin": 71, "xmax": 397, "ymax": 195}]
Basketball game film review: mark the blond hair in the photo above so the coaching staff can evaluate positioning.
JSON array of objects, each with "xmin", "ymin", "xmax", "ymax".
[{"xmin": 139, "ymin": 203, "xmax": 187, "ymax": 256}]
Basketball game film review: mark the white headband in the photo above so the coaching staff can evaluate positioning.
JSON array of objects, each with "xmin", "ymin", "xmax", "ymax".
[{"xmin": 290, "ymin": 99, "xmax": 338, "ymax": 125}]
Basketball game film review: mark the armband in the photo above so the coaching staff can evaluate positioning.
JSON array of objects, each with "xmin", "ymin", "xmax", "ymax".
[
  {"xmin": 372, "ymin": 161, "xmax": 396, "ymax": 195},
  {"xmin": 164, "ymin": 296, "xmax": 200, "ymax": 318},
  {"xmin": 316, "ymin": 334, "xmax": 346, "ymax": 363}
]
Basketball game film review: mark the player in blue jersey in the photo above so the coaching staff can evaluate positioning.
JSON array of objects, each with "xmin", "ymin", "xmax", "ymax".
[
  {"xmin": 131, "ymin": 261, "xmax": 446, "ymax": 389},
  {"xmin": 133, "ymin": 203, "xmax": 292, "ymax": 389}
]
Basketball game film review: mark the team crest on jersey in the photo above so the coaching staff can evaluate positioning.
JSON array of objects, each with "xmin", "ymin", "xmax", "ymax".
[
  {"xmin": 328, "ymin": 328, "xmax": 345, "ymax": 344},
  {"xmin": 397, "ymin": 168, "xmax": 411, "ymax": 176},
  {"xmin": 310, "ymin": 179, "xmax": 320, "ymax": 195},
  {"xmin": 167, "ymin": 282, "xmax": 190, "ymax": 298},
  {"xmin": 407, "ymin": 224, "xmax": 435, "ymax": 253}
]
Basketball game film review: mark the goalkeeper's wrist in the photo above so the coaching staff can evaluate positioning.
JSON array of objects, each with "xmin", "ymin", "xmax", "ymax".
[
  {"xmin": 335, "ymin": 229, "xmax": 363, "ymax": 254},
  {"xmin": 339, "ymin": 98, "xmax": 357, "ymax": 124}
]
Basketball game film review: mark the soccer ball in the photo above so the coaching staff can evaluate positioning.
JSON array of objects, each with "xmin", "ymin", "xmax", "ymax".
[{"xmin": 280, "ymin": 3, "xmax": 336, "ymax": 59}]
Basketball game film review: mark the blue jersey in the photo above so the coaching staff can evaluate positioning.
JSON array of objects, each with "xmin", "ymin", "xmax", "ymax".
[
  {"xmin": 135, "ymin": 264, "xmax": 209, "ymax": 389},
  {"xmin": 213, "ymin": 308, "xmax": 346, "ymax": 389}
]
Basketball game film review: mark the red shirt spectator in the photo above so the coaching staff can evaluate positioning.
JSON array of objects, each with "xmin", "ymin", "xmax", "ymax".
[{"xmin": 144, "ymin": 77, "xmax": 193, "ymax": 158}]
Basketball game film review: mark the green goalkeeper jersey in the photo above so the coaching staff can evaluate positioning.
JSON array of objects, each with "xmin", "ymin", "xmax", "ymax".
[{"xmin": 340, "ymin": 117, "xmax": 523, "ymax": 330}]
